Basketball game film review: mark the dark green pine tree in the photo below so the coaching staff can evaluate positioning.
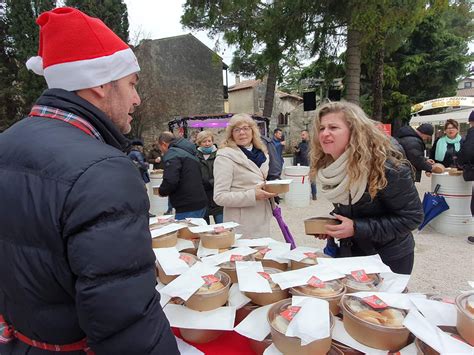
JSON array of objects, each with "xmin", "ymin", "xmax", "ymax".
[{"xmin": 65, "ymin": 0, "xmax": 129, "ymax": 43}]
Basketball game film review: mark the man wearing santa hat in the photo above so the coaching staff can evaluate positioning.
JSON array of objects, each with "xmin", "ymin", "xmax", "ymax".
[{"xmin": 0, "ymin": 7, "xmax": 178, "ymax": 354}]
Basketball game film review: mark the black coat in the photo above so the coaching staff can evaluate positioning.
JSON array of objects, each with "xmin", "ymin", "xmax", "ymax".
[
  {"xmin": 159, "ymin": 138, "xmax": 208, "ymax": 213},
  {"xmin": 458, "ymin": 126, "xmax": 474, "ymax": 181},
  {"xmin": 429, "ymin": 136, "xmax": 461, "ymax": 168},
  {"xmin": 294, "ymin": 140, "xmax": 310, "ymax": 166},
  {"xmin": 196, "ymin": 148, "xmax": 223, "ymax": 216},
  {"xmin": 332, "ymin": 161, "xmax": 423, "ymax": 271},
  {"xmin": 0, "ymin": 89, "xmax": 178, "ymax": 354},
  {"xmin": 395, "ymin": 126, "xmax": 431, "ymax": 182}
]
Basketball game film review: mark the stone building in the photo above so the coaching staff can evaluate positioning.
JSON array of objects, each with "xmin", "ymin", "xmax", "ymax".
[{"xmin": 132, "ymin": 34, "xmax": 228, "ymax": 143}]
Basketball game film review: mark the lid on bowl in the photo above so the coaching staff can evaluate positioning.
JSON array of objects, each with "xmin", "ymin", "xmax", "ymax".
[
  {"xmin": 253, "ymin": 246, "xmax": 272, "ymax": 259},
  {"xmin": 219, "ymin": 254, "xmax": 254, "ymax": 269},
  {"xmin": 269, "ymin": 299, "xmax": 294, "ymax": 334},
  {"xmin": 196, "ymin": 271, "xmax": 228, "ymax": 294},
  {"xmin": 456, "ymin": 293, "xmax": 474, "ymax": 318},
  {"xmin": 299, "ymin": 251, "xmax": 328, "ymax": 265},
  {"xmin": 260, "ymin": 267, "xmax": 282, "ymax": 291},
  {"xmin": 343, "ymin": 271, "xmax": 380, "ymax": 290},
  {"xmin": 295, "ymin": 279, "xmax": 344, "ymax": 297},
  {"xmin": 343, "ymin": 295, "xmax": 406, "ymax": 328},
  {"xmin": 179, "ymin": 252, "xmax": 198, "ymax": 267}
]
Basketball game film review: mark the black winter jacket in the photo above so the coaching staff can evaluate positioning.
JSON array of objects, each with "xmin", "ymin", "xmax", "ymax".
[
  {"xmin": 0, "ymin": 90, "xmax": 178, "ymax": 354},
  {"xmin": 159, "ymin": 138, "xmax": 207, "ymax": 213},
  {"xmin": 196, "ymin": 148, "xmax": 223, "ymax": 217},
  {"xmin": 260, "ymin": 135, "xmax": 282, "ymax": 180},
  {"xmin": 395, "ymin": 126, "xmax": 431, "ymax": 182},
  {"xmin": 332, "ymin": 161, "xmax": 423, "ymax": 270},
  {"xmin": 458, "ymin": 126, "xmax": 474, "ymax": 181},
  {"xmin": 294, "ymin": 140, "xmax": 310, "ymax": 166}
]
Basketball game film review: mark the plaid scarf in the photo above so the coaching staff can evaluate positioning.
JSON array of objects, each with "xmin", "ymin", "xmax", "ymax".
[{"xmin": 29, "ymin": 105, "xmax": 104, "ymax": 142}]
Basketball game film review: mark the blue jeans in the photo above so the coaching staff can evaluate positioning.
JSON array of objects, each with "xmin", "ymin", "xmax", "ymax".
[
  {"xmin": 175, "ymin": 207, "xmax": 207, "ymax": 220},
  {"xmin": 213, "ymin": 213, "xmax": 224, "ymax": 224}
]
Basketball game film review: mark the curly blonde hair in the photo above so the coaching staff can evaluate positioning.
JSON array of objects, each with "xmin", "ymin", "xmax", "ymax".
[
  {"xmin": 309, "ymin": 101, "xmax": 405, "ymax": 199},
  {"xmin": 195, "ymin": 130, "xmax": 214, "ymax": 146},
  {"xmin": 220, "ymin": 113, "xmax": 267, "ymax": 153}
]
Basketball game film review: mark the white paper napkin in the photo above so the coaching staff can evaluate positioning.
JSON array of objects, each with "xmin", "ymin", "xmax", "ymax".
[
  {"xmin": 149, "ymin": 217, "xmax": 158, "ymax": 225},
  {"xmin": 283, "ymin": 246, "xmax": 321, "ymax": 262},
  {"xmin": 263, "ymin": 343, "xmax": 283, "ymax": 355},
  {"xmin": 236, "ymin": 261, "xmax": 272, "ymax": 293},
  {"xmin": 234, "ymin": 302, "xmax": 275, "ymax": 341},
  {"xmin": 153, "ymin": 247, "xmax": 190, "ymax": 275},
  {"xmin": 184, "ymin": 218, "xmax": 208, "ymax": 226},
  {"xmin": 265, "ymin": 179, "xmax": 292, "ymax": 185},
  {"xmin": 164, "ymin": 304, "xmax": 236, "ymax": 330},
  {"xmin": 270, "ymin": 264, "xmax": 345, "ymax": 290},
  {"xmin": 350, "ymin": 292, "xmax": 426, "ymax": 310},
  {"xmin": 151, "ymin": 223, "xmax": 186, "ymax": 238},
  {"xmin": 160, "ymin": 262, "xmax": 220, "ymax": 301},
  {"xmin": 175, "ymin": 238, "xmax": 195, "ymax": 252},
  {"xmin": 197, "ymin": 241, "xmax": 219, "ymax": 258},
  {"xmin": 201, "ymin": 247, "xmax": 257, "ymax": 266},
  {"xmin": 155, "ymin": 282, "xmax": 171, "ymax": 307},
  {"xmin": 410, "ymin": 298, "xmax": 457, "ymax": 326},
  {"xmin": 378, "ymin": 272, "xmax": 410, "ymax": 293},
  {"xmin": 317, "ymin": 254, "xmax": 392, "ymax": 274},
  {"xmin": 263, "ymin": 242, "xmax": 291, "ymax": 263},
  {"xmin": 286, "ymin": 297, "xmax": 330, "ymax": 345},
  {"xmin": 403, "ymin": 309, "xmax": 474, "ymax": 354},
  {"xmin": 175, "ymin": 336, "xmax": 204, "ymax": 355},
  {"xmin": 233, "ymin": 237, "xmax": 276, "ymax": 248},
  {"xmin": 228, "ymin": 283, "xmax": 251, "ymax": 309},
  {"xmin": 188, "ymin": 221, "xmax": 239, "ymax": 234},
  {"xmin": 332, "ymin": 318, "xmax": 387, "ymax": 355}
]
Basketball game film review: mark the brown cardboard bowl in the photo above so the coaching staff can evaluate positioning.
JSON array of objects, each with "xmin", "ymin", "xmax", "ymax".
[
  {"xmin": 253, "ymin": 247, "xmax": 288, "ymax": 271},
  {"xmin": 414, "ymin": 326, "xmax": 459, "ymax": 355},
  {"xmin": 449, "ymin": 170, "xmax": 463, "ymax": 176},
  {"xmin": 244, "ymin": 267, "xmax": 289, "ymax": 306},
  {"xmin": 185, "ymin": 271, "xmax": 231, "ymax": 311},
  {"xmin": 268, "ymin": 298, "xmax": 334, "ymax": 355},
  {"xmin": 455, "ymin": 292, "xmax": 474, "ymax": 346},
  {"xmin": 219, "ymin": 254, "xmax": 255, "ymax": 284},
  {"xmin": 156, "ymin": 252, "xmax": 197, "ymax": 285},
  {"xmin": 263, "ymin": 183, "xmax": 290, "ymax": 194},
  {"xmin": 304, "ymin": 217, "xmax": 341, "ymax": 235},
  {"xmin": 200, "ymin": 229, "xmax": 235, "ymax": 249},
  {"xmin": 331, "ymin": 340, "xmax": 364, "ymax": 354},
  {"xmin": 341, "ymin": 273, "xmax": 382, "ymax": 293},
  {"xmin": 290, "ymin": 280, "xmax": 346, "ymax": 316},
  {"xmin": 234, "ymin": 302, "xmax": 259, "ymax": 326},
  {"xmin": 431, "ymin": 163, "xmax": 445, "ymax": 174},
  {"xmin": 178, "ymin": 224, "xmax": 200, "ymax": 240},
  {"xmin": 180, "ymin": 239, "xmax": 199, "ymax": 256},
  {"xmin": 249, "ymin": 336, "xmax": 272, "ymax": 355},
  {"xmin": 151, "ymin": 231, "xmax": 178, "ymax": 248},
  {"xmin": 340, "ymin": 295, "xmax": 410, "ymax": 351},
  {"xmin": 290, "ymin": 252, "xmax": 330, "ymax": 270},
  {"xmin": 179, "ymin": 328, "xmax": 225, "ymax": 343}
]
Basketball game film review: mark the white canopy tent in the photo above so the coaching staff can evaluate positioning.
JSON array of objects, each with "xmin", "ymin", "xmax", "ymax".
[{"xmin": 409, "ymin": 107, "xmax": 472, "ymax": 125}]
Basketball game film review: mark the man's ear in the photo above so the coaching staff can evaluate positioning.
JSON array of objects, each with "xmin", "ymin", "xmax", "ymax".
[{"xmin": 88, "ymin": 84, "xmax": 108, "ymax": 98}]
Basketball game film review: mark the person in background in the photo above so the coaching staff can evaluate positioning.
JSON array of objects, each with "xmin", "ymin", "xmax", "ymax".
[
  {"xmin": 195, "ymin": 130, "xmax": 224, "ymax": 224},
  {"xmin": 395, "ymin": 123, "xmax": 434, "ymax": 182},
  {"xmin": 457, "ymin": 111, "xmax": 474, "ymax": 244},
  {"xmin": 260, "ymin": 134, "xmax": 282, "ymax": 180},
  {"xmin": 128, "ymin": 139, "xmax": 150, "ymax": 184},
  {"xmin": 214, "ymin": 114, "xmax": 277, "ymax": 238},
  {"xmin": 272, "ymin": 128, "xmax": 285, "ymax": 170},
  {"xmin": 156, "ymin": 131, "xmax": 208, "ymax": 220},
  {"xmin": 147, "ymin": 141, "xmax": 164, "ymax": 169},
  {"xmin": 0, "ymin": 7, "xmax": 177, "ymax": 354},
  {"xmin": 294, "ymin": 129, "xmax": 317, "ymax": 200},
  {"xmin": 310, "ymin": 101, "xmax": 423, "ymax": 274},
  {"xmin": 430, "ymin": 119, "xmax": 462, "ymax": 168}
]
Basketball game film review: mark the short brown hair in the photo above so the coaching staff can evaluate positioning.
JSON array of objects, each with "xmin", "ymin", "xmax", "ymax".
[
  {"xmin": 195, "ymin": 131, "xmax": 214, "ymax": 146},
  {"xmin": 444, "ymin": 119, "xmax": 459, "ymax": 130},
  {"xmin": 158, "ymin": 131, "xmax": 175, "ymax": 144}
]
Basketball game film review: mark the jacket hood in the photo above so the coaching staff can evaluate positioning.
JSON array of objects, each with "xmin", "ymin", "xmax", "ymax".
[
  {"xmin": 170, "ymin": 138, "xmax": 198, "ymax": 156},
  {"xmin": 397, "ymin": 126, "xmax": 420, "ymax": 140}
]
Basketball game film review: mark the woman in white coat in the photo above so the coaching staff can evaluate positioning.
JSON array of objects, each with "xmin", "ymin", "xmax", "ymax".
[{"xmin": 213, "ymin": 114, "xmax": 276, "ymax": 238}]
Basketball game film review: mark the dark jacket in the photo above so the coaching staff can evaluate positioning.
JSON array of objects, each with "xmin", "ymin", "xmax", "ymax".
[
  {"xmin": 128, "ymin": 148, "xmax": 150, "ymax": 183},
  {"xmin": 458, "ymin": 126, "xmax": 474, "ymax": 181},
  {"xmin": 260, "ymin": 135, "xmax": 282, "ymax": 180},
  {"xmin": 159, "ymin": 138, "xmax": 207, "ymax": 213},
  {"xmin": 395, "ymin": 126, "xmax": 431, "ymax": 182},
  {"xmin": 294, "ymin": 139, "xmax": 310, "ymax": 166},
  {"xmin": 147, "ymin": 148, "xmax": 164, "ymax": 169},
  {"xmin": 196, "ymin": 148, "xmax": 223, "ymax": 216},
  {"xmin": 0, "ymin": 89, "xmax": 177, "ymax": 354},
  {"xmin": 429, "ymin": 136, "xmax": 461, "ymax": 168},
  {"xmin": 332, "ymin": 161, "xmax": 423, "ymax": 271}
]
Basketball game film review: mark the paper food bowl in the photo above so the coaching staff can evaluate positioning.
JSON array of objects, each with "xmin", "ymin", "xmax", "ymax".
[
  {"xmin": 455, "ymin": 291, "xmax": 474, "ymax": 346},
  {"xmin": 268, "ymin": 298, "xmax": 334, "ymax": 355},
  {"xmin": 199, "ymin": 229, "xmax": 235, "ymax": 249},
  {"xmin": 340, "ymin": 295, "xmax": 410, "ymax": 351},
  {"xmin": 290, "ymin": 279, "xmax": 345, "ymax": 315},
  {"xmin": 156, "ymin": 252, "xmax": 197, "ymax": 285},
  {"xmin": 414, "ymin": 326, "xmax": 461, "ymax": 355},
  {"xmin": 263, "ymin": 182, "xmax": 290, "ymax": 194},
  {"xmin": 244, "ymin": 267, "xmax": 290, "ymax": 306},
  {"xmin": 234, "ymin": 302, "xmax": 259, "ymax": 326},
  {"xmin": 178, "ymin": 222, "xmax": 200, "ymax": 240},
  {"xmin": 179, "ymin": 328, "xmax": 225, "ymax": 344},
  {"xmin": 341, "ymin": 273, "xmax": 382, "ymax": 293},
  {"xmin": 290, "ymin": 251, "xmax": 329, "ymax": 270},
  {"xmin": 253, "ymin": 246, "xmax": 288, "ymax": 271},
  {"xmin": 304, "ymin": 217, "xmax": 341, "ymax": 235},
  {"xmin": 220, "ymin": 254, "xmax": 254, "ymax": 283},
  {"xmin": 151, "ymin": 231, "xmax": 178, "ymax": 248},
  {"xmin": 180, "ymin": 239, "xmax": 200, "ymax": 256},
  {"xmin": 431, "ymin": 163, "xmax": 445, "ymax": 174},
  {"xmin": 185, "ymin": 271, "xmax": 231, "ymax": 311}
]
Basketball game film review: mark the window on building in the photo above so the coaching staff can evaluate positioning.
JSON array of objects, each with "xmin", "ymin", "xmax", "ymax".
[
  {"xmin": 277, "ymin": 112, "xmax": 289, "ymax": 126},
  {"xmin": 464, "ymin": 82, "xmax": 472, "ymax": 88}
]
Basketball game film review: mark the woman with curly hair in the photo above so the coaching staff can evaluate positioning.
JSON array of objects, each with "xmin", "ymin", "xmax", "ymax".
[
  {"xmin": 310, "ymin": 101, "xmax": 423, "ymax": 274},
  {"xmin": 213, "ymin": 114, "xmax": 276, "ymax": 238}
]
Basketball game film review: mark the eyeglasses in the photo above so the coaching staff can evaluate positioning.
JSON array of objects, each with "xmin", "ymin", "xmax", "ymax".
[
  {"xmin": 232, "ymin": 126, "xmax": 252, "ymax": 134},
  {"xmin": 446, "ymin": 126, "xmax": 457, "ymax": 130}
]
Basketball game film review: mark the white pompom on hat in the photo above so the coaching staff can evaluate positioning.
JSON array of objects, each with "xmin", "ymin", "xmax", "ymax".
[{"xmin": 26, "ymin": 7, "xmax": 140, "ymax": 91}]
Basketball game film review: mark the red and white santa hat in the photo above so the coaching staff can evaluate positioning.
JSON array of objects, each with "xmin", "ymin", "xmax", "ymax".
[{"xmin": 26, "ymin": 7, "xmax": 140, "ymax": 91}]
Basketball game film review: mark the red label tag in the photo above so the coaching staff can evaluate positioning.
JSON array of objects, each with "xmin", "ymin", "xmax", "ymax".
[
  {"xmin": 303, "ymin": 252, "xmax": 317, "ymax": 259},
  {"xmin": 258, "ymin": 271, "xmax": 271, "ymax": 280},
  {"xmin": 258, "ymin": 247, "xmax": 271, "ymax": 256},
  {"xmin": 351, "ymin": 269, "xmax": 370, "ymax": 282},
  {"xmin": 230, "ymin": 254, "xmax": 244, "ymax": 262},
  {"xmin": 280, "ymin": 306, "xmax": 301, "ymax": 321},
  {"xmin": 179, "ymin": 254, "xmax": 193, "ymax": 264},
  {"xmin": 202, "ymin": 274, "xmax": 219, "ymax": 285},
  {"xmin": 214, "ymin": 226, "xmax": 225, "ymax": 233},
  {"xmin": 362, "ymin": 295, "xmax": 388, "ymax": 309},
  {"xmin": 307, "ymin": 276, "xmax": 326, "ymax": 288}
]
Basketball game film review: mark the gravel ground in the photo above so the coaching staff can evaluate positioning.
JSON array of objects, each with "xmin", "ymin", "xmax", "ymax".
[{"xmin": 267, "ymin": 175, "xmax": 474, "ymax": 298}]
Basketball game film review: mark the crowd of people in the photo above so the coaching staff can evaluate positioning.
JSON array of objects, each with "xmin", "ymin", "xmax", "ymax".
[{"xmin": 0, "ymin": 6, "xmax": 473, "ymax": 354}]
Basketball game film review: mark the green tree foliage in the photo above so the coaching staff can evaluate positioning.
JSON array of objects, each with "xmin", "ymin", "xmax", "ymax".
[{"xmin": 65, "ymin": 0, "xmax": 129, "ymax": 43}]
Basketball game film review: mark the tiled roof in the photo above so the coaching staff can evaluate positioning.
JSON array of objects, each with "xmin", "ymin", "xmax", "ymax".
[
  {"xmin": 277, "ymin": 91, "xmax": 303, "ymax": 101},
  {"xmin": 456, "ymin": 88, "xmax": 474, "ymax": 97},
  {"xmin": 229, "ymin": 79, "xmax": 261, "ymax": 92}
]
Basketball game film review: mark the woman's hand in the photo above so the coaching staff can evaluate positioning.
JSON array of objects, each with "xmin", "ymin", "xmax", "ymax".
[
  {"xmin": 255, "ymin": 185, "xmax": 277, "ymax": 200},
  {"xmin": 325, "ymin": 214, "xmax": 354, "ymax": 239}
]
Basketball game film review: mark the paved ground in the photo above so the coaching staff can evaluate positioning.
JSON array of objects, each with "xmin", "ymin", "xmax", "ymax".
[{"xmin": 268, "ymin": 175, "xmax": 474, "ymax": 298}]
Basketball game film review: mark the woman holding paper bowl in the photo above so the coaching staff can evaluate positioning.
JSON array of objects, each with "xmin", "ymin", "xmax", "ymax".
[
  {"xmin": 309, "ymin": 101, "xmax": 423, "ymax": 274},
  {"xmin": 213, "ymin": 114, "xmax": 277, "ymax": 238}
]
